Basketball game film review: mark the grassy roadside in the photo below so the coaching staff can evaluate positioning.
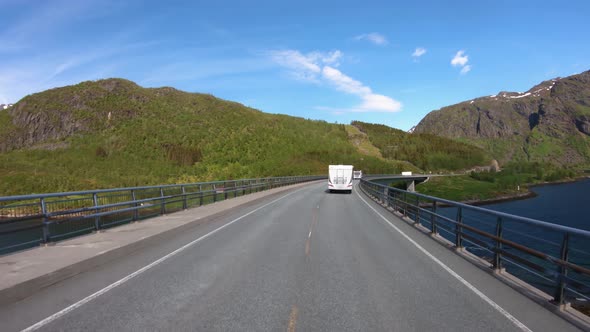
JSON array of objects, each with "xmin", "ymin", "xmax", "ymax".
[
  {"xmin": 415, "ymin": 162, "xmax": 580, "ymax": 203},
  {"xmin": 415, "ymin": 175, "xmax": 528, "ymax": 202}
]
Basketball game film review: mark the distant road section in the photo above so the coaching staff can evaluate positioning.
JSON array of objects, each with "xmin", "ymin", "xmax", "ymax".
[{"xmin": 0, "ymin": 182, "xmax": 581, "ymax": 331}]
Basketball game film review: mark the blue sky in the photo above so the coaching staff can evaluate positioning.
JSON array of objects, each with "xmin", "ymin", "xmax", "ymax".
[{"xmin": 1, "ymin": 0, "xmax": 589, "ymax": 131}]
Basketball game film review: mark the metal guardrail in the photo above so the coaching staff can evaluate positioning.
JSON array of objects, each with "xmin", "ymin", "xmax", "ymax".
[
  {"xmin": 0, "ymin": 176, "xmax": 324, "ymax": 255},
  {"xmin": 359, "ymin": 177, "xmax": 590, "ymax": 307}
]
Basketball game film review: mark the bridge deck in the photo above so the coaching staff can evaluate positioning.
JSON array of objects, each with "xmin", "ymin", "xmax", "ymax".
[{"xmin": 0, "ymin": 181, "xmax": 582, "ymax": 331}]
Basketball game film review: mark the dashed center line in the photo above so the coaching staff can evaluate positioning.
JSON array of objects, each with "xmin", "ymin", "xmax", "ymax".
[
  {"xmin": 19, "ymin": 187, "xmax": 308, "ymax": 332},
  {"xmin": 287, "ymin": 305, "xmax": 298, "ymax": 332},
  {"xmin": 305, "ymin": 205, "xmax": 319, "ymax": 256}
]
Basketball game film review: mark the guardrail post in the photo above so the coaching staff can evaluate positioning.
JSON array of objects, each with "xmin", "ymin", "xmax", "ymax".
[
  {"xmin": 403, "ymin": 192, "xmax": 408, "ymax": 217},
  {"xmin": 160, "ymin": 187, "xmax": 166, "ymax": 215},
  {"xmin": 383, "ymin": 187, "xmax": 389, "ymax": 207},
  {"xmin": 224, "ymin": 182, "xmax": 228, "ymax": 200},
  {"xmin": 181, "ymin": 185, "xmax": 187, "ymax": 210},
  {"xmin": 430, "ymin": 201, "xmax": 437, "ymax": 234},
  {"xmin": 131, "ymin": 190, "xmax": 138, "ymax": 221},
  {"xmin": 553, "ymin": 233, "xmax": 570, "ymax": 306},
  {"xmin": 93, "ymin": 193, "xmax": 100, "ymax": 231},
  {"xmin": 199, "ymin": 185, "xmax": 203, "ymax": 206},
  {"xmin": 388, "ymin": 189, "xmax": 393, "ymax": 207},
  {"xmin": 493, "ymin": 217, "xmax": 503, "ymax": 271},
  {"xmin": 455, "ymin": 207, "xmax": 463, "ymax": 249},
  {"xmin": 414, "ymin": 195, "xmax": 420, "ymax": 225},
  {"xmin": 40, "ymin": 198, "xmax": 50, "ymax": 244},
  {"xmin": 213, "ymin": 184, "xmax": 217, "ymax": 202}
]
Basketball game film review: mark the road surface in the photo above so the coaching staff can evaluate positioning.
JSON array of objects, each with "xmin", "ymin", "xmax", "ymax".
[{"xmin": 0, "ymin": 182, "xmax": 581, "ymax": 331}]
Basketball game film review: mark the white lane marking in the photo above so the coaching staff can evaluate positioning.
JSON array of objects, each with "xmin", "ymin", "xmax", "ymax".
[
  {"xmin": 354, "ymin": 187, "xmax": 533, "ymax": 332},
  {"xmin": 308, "ymin": 231, "xmax": 312, "ymax": 238},
  {"xmin": 21, "ymin": 186, "xmax": 309, "ymax": 332}
]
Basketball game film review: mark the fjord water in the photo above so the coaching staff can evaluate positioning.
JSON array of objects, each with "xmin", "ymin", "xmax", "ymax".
[
  {"xmin": 485, "ymin": 178, "xmax": 590, "ymax": 231},
  {"xmin": 437, "ymin": 178, "xmax": 590, "ymax": 298}
]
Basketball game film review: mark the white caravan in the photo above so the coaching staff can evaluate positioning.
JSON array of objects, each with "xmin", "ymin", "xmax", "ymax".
[{"xmin": 328, "ymin": 165, "xmax": 354, "ymax": 193}]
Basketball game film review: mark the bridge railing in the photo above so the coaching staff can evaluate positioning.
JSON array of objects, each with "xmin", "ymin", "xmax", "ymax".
[
  {"xmin": 0, "ymin": 176, "xmax": 324, "ymax": 255},
  {"xmin": 359, "ymin": 178, "xmax": 590, "ymax": 308}
]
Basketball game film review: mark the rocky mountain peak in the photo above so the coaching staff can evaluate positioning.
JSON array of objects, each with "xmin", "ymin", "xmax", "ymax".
[{"xmin": 414, "ymin": 70, "xmax": 590, "ymax": 165}]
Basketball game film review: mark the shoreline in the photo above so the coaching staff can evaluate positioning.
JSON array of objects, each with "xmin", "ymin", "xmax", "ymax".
[
  {"xmin": 458, "ymin": 176, "xmax": 589, "ymax": 207},
  {"xmin": 528, "ymin": 175, "xmax": 589, "ymax": 188},
  {"xmin": 462, "ymin": 191, "xmax": 537, "ymax": 206}
]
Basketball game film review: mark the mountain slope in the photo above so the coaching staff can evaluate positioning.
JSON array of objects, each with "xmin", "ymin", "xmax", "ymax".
[
  {"xmin": 0, "ymin": 79, "xmax": 408, "ymax": 195},
  {"xmin": 344, "ymin": 124, "xmax": 383, "ymax": 159},
  {"xmin": 351, "ymin": 121, "xmax": 490, "ymax": 171},
  {"xmin": 0, "ymin": 78, "xmax": 492, "ymax": 195},
  {"xmin": 414, "ymin": 70, "xmax": 590, "ymax": 166}
]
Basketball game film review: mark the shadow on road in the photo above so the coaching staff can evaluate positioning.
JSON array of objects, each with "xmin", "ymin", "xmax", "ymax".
[{"xmin": 325, "ymin": 189, "xmax": 352, "ymax": 194}]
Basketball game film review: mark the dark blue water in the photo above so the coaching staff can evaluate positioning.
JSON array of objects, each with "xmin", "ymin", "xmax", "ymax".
[
  {"xmin": 436, "ymin": 178, "xmax": 590, "ymax": 299},
  {"xmin": 483, "ymin": 178, "xmax": 590, "ymax": 231}
]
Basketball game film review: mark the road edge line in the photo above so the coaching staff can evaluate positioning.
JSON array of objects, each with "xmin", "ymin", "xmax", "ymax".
[{"xmin": 354, "ymin": 186, "xmax": 533, "ymax": 332}]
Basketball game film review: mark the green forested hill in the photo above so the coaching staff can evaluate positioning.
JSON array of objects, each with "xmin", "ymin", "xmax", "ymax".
[
  {"xmin": 0, "ymin": 79, "xmax": 400, "ymax": 195},
  {"xmin": 0, "ymin": 79, "xmax": 490, "ymax": 195},
  {"xmin": 351, "ymin": 121, "xmax": 490, "ymax": 171}
]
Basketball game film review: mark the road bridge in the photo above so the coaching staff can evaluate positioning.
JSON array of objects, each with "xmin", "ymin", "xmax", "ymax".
[
  {"xmin": 0, "ymin": 179, "xmax": 588, "ymax": 331},
  {"xmin": 365, "ymin": 174, "xmax": 430, "ymax": 192}
]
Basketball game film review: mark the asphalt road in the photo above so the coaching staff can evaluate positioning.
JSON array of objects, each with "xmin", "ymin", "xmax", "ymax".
[{"xmin": 0, "ymin": 182, "xmax": 582, "ymax": 331}]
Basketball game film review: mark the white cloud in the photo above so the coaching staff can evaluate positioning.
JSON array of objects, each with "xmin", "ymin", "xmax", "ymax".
[
  {"xmin": 321, "ymin": 66, "xmax": 400, "ymax": 112},
  {"xmin": 359, "ymin": 93, "xmax": 402, "ymax": 112},
  {"xmin": 270, "ymin": 49, "xmax": 401, "ymax": 113},
  {"xmin": 271, "ymin": 50, "xmax": 321, "ymax": 73},
  {"xmin": 321, "ymin": 66, "xmax": 370, "ymax": 96},
  {"xmin": 412, "ymin": 47, "xmax": 426, "ymax": 57},
  {"xmin": 451, "ymin": 50, "xmax": 469, "ymax": 67},
  {"xmin": 269, "ymin": 49, "xmax": 341, "ymax": 82},
  {"xmin": 460, "ymin": 65, "xmax": 472, "ymax": 75},
  {"xmin": 311, "ymin": 50, "xmax": 342, "ymax": 66},
  {"xmin": 451, "ymin": 50, "xmax": 472, "ymax": 74},
  {"xmin": 354, "ymin": 33, "xmax": 388, "ymax": 46}
]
